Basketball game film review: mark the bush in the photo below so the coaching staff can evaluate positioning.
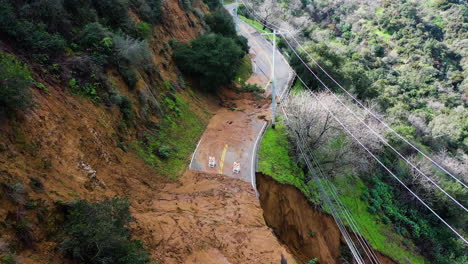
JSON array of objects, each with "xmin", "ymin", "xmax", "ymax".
[
  {"xmin": 113, "ymin": 35, "xmax": 152, "ymax": 67},
  {"xmin": 0, "ymin": 52, "xmax": 34, "ymax": 114},
  {"xmin": 92, "ymin": 0, "xmax": 131, "ymax": 29},
  {"xmin": 78, "ymin": 23, "xmax": 112, "ymax": 49},
  {"xmin": 132, "ymin": 0, "xmax": 162, "ymax": 24},
  {"xmin": 157, "ymin": 145, "xmax": 172, "ymax": 159},
  {"xmin": 135, "ymin": 22, "xmax": 152, "ymax": 39},
  {"xmin": 118, "ymin": 65, "xmax": 138, "ymax": 90},
  {"xmin": 202, "ymin": 0, "xmax": 221, "ymax": 11},
  {"xmin": 60, "ymin": 198, "xmax": 150, "ymax": 264},
  {"xmin": 119, "ymin": 96, "xmax": 134, "ymax": 120},
  {"xmin": 174, "ymin": 33, "xmax": 246, "ymax": 91},
  {"xmin": 205, "ymin": 11, "xmax": 236, "ymax": 37}
]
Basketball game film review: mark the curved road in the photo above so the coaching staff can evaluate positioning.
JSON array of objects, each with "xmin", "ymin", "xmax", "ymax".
[{"xmin": 189, "ymin": 3, "xmax": 293, "ymax": 188}]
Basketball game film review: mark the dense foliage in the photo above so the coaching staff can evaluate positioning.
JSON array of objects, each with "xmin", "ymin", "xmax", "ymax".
[
  {"xmin": 174, "ymin": 10, "xmax": 248, "ymax": 91},
  {"xmin": 60, "ymin": 198, "xmax": 150, "ymax": 264},
  {"xmin": 246, "ymin": 0, "xmax": 467, "ymax": 262},
  {"xmin": 0, "ymin": 52, "xmax": 33, "ymax": 114},
  {"xmin": 0, "ymin": 0, "xmax": 161, "ymax": 117}
]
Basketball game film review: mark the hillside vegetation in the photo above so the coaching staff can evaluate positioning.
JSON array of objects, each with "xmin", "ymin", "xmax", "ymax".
[
  {"xmin": 0, "ymin": 0, "xmax": 249, "ymax": 263},
  {"xmin": 252, "ymin": 0, "xmax": 467, "ymax": 263}
]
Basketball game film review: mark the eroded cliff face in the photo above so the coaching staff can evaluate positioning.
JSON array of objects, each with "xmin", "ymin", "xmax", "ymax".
[
  {"xmin": 256, "ymin": 173, "xmax": 397, "ymax": 264},
  {"xmin": 0, "ymin": 1, "xmax": 210, "ymax": 262},
  {"xmin": 132, "ymin": 170, "xmax": 298, "ymax": 264}
]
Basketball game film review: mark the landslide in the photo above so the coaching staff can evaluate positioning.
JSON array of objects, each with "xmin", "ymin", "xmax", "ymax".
[
  {"xmin": 0, "ymin": 0, "xmax": 211, "ymax": 262},
  {"xmin": 0, "ymin": 1, "xmax": 299, "ymax": 263},
  {"xmin": 257, "ymin": 173, "xmax": 397, "ymax": 264},
  {"xmin": 132, "ymin": 170, "xmax": 297, "ymax": 264}
]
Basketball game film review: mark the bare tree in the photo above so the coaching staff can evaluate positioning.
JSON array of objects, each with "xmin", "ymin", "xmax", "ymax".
[{"xmin": 283, "ymin": 91, "xmax": 386, "ymax": 178}]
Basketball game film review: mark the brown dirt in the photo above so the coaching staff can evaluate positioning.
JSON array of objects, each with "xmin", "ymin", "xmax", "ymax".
[
  {"xmin": 257, "ymin": 173, "xmax": 398, "ymax": 264},
  {"xmin": 191, "ymin": 86, "xmax": 270, "ymax": 180},
  {"xmin": 131, "ymin": 170, "xmax": 298, "ymax": 264}
]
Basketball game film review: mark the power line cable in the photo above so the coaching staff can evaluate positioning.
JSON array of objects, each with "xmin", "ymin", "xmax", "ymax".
[
  {"xmin": 288, "ymin": 35, "xmax": 467, "ymax": 189},
  {"xmin": 285, "ymin": 71, "xmax": 468, "ymax": 244},
  {"xmin": 239, "ymin": 0, "xmax": 466, "ymax": 188},
  {"xmin": 280, "ymin": 108, "xmax": 367, "ymax": 264},
  {"xmin": 281, "ymin": 101, "xmax": 382, "ymax": 264},
  {"xmin": 282, "ymin": 36, "xmax": 468, "ymax": 212}
]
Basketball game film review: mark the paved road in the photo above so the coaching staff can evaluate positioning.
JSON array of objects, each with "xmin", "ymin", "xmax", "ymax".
[
  {"xmin": 226, "ymin": 3, "xmax": 293, "ymax": 99},
  {"xmin": 189, "ymin": 3, "xmax": 293, "ymax": 186}
]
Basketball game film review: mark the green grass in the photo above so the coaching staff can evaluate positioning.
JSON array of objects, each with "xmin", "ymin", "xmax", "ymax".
[
  {"xmin": 258, "ymin": 124, "xmax": 309, "ymax": 195},
  {"xmin": 239, "ymin": 15, "xmax": 277, "ymax": 43},
  {"xmin": 330, "ymin": 176, "xmax": 426, "ymax": 264},
  {"xmin": 258, "ymin": 124, "xmax": 426, "ymax": 263},
  {"xmin": 235, "ymin": 55, "xmax": 253, "ymax": 83},
  {"xmin": 135, "ymin": 91, "xmax": 209, "ymax": 179},
  {"xmin": 291, "ymin": 79, "xmax": 304, "ymax": 95}
]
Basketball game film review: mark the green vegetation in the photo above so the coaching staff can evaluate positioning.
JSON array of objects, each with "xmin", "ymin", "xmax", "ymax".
[
  {"xmin": 0, "ymin": 0, "xmax": 161, "ymax": 106},
  {"xmin": 235, "ymin": 55, "xmax": 253, "ymax": 83},
  {"xmin": 331, "ymin": 176, "xmax": 425, "ymax": 264},
  {"xmin": 135, "ymin": 92, "xmax": 208, "ymax": 178},
  {"xmin": 258, "ymin": 125, "xmax": 308, "ymax": 195},
  {"xmin": 0, "ymin": 52, "xmax": 34, "ymax": 114},
  {"xmin": 205, "ymin": 10, "xmax": 237, "ymax": 37},
  {"xmin": 60, "ymin": 198, "xmax": 150, "ymax": 264},
  {"xmin": 175, "ymin": 8, "xmax": 249, "ymax": 91},
  {"xmin": 255, "ymin": 0, "xmax": 468, "ymax": 262},
  {"xmin": 239, "ymin": 15, "xmax": 277, "ymax": 43},
  {"xmin": 174, "ymin": 33, "xmax": 247, "ymax": 90}
]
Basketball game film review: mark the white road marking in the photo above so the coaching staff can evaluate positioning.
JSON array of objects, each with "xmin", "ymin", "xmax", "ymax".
[
  {"xmin": 251, "ymin": 121, "xmax": 268, "ymax": 197},
  {"xmin": 189, "ymin": 137, "xmax": 203, "ymax": 170}
]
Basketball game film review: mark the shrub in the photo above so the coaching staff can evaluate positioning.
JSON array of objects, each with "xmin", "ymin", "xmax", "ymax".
[
  {"xmin": 119, "ymin": 96, "xmax": 134, "ymax": 120},
  {"xmin": 0, "ymin": 52, "xmax": 34, "ymax": 114},
  {"xmin": 157, "ymin": 145, "xmax": 172, "ymax": 159},
  {"xmin": 132, "ymin": 0, "xmax": 162, "ymax": 24},
  {"xmin": 14, "ymin": 220, "xmax": 35, "ymax": 247},
  {"xmin": 92, "ymin": 0, "xmax": 131, "ymax": 29},
  {"xmin": 202, "ymin": 0, "xmax": 221, "ymax": 11},
  {"xmin": 60, "ymin": 198, "xmax": 150, "ymax": 264},
  {"xmin": 113, "ymin": 35, "xmax": 152, "ymax": 67},
  {"xmin": 118, "ymin": 65, "xmax": 138, "ymax": 90},
  {"xmin": 205, "ymin": 11, "xmax": 236, "ymax": 37},
  {"xmin": 174, "ymin": 33, "xmax": 246, "ymax": 91},
  {"xmin": 78, "ymin": 23, "xmax": 112, "ymax": 49},
  {"xmin": 135, "ymin": 22, "xmax": 152, "ymax": 39}
]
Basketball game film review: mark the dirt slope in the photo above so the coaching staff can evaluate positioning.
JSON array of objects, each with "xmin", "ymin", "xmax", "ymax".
[
  {"xmin": 257, "ymin": 173, "xmax": 397, "ymax": 264},
  {"xmin": 132, "ymin": 170, "xmax": 297, "ymax": 264}
]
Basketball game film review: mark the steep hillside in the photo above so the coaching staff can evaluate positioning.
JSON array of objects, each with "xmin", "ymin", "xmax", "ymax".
[{"xmin": 0, "ymin": 0, "xmax": 222, "ymax": 263}]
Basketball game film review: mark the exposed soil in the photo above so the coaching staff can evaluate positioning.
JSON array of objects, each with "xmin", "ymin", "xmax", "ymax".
[
  {"xmin": 256, "ymin": 173, "xmax": 398, "ymax": 264},
  {"xmin": 190, "ymin": 84, "xmax": 271, "ymax": 180},
  {"xmin": 132, "ymin": 170, "xmax": 298, "ymax": 264}
]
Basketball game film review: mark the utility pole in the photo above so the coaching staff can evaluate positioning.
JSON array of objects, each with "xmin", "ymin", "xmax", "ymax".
[
  {"xmin": 271, "ymin": 30, "xmax": 277, "ymax": 128},
  {"xmin": 262, "ymin": 30, "xmax": 286, "ymax": 129},
  {"xmin": 234, "ymin": 0, "xmax": 239, "ymax": 31}
]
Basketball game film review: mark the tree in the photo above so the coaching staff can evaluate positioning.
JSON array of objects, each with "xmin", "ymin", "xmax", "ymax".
[
  {"xmin": 60, "ymin": 198, "xmax": 150, "ymax": 264},
  {"xmin": 205, "ymin": 11, "xmax": 236, "ymax": 37},
  {"xmin": 174, "ymin": 33, "xmax": 246, "ymax": 90},
  {"xmin": 283, "ymin": 91, "xmax": 385, "ymax": 178},
  {"xmin": 0, "ymin": 52, "xmax": 33, "ymax": 114}
]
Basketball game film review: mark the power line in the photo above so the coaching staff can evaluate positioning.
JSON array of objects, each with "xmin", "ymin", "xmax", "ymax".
[
  {"xmin": 286, "ymin": 72, "xmax": 468, "ymax": 244},
  {"xmin": 281, "ymin": 36, "xmax": 468, "ymax": 213},
  {"xmin": 238, "ymin": 0, "xmax": 290, "ymax": 32},
  {"xmin": 288, "ymin": 35, "xmax": 467, "ymax": 189},
  {"xmin": 280, "ymin": 107, "xmax": 367, "ymax": 264},
  {"xmin": 281, "ymin": 106, "xmax": 382, "ymax": 264}
]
